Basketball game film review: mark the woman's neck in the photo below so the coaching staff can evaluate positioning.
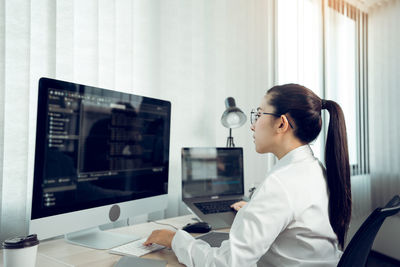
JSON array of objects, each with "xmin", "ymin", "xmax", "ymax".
[{"xmin": 274, "ymin": 138, "xmax": 306, "ymax": 160}]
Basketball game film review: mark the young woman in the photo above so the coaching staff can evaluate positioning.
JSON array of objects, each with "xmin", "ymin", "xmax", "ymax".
[{"xmin": 144, "ymin": 83, "xmax": 352, "ymax": 267}]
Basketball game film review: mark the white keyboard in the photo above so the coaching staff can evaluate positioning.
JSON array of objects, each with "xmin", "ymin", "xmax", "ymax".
[{"xmin": 109, "ymin": 238, "xmax": 165, "ymax": 257}]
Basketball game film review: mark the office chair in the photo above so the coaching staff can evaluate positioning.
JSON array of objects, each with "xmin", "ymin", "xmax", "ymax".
[{"xmin": 337, "ymin": 194, "xmax": 400, "ymax": 267}]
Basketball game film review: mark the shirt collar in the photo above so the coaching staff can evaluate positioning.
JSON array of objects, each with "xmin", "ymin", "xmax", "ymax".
[{"xmin": 270, "ymin": 144, "xmax": 315, "ymax": 172}]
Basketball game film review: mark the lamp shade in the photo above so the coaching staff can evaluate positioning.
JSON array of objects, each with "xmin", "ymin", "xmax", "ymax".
[{"xmin": 221, "ymin": 97, "xmax": 247, "ymax": 128}]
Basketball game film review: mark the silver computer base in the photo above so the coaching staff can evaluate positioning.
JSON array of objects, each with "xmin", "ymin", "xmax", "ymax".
[{"xmin": 65, "ymin": 227, "xmax": 139, "ymax": 250}]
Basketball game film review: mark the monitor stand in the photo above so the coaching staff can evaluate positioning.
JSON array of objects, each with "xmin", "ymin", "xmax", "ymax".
[{"xmin": 65, "ymin": 227, "xmax": 139, "ymax": 249}]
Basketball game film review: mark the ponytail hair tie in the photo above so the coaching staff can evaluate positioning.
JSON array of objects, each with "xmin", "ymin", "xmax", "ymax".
[{"xmin": 321, "ymin": 99, "xmax": 327, "ymax": 110}]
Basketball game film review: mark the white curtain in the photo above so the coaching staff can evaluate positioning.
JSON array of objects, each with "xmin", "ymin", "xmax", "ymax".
[{"xmin": 0, "ymin": 0, "xmax": 276, "ymax": 241}]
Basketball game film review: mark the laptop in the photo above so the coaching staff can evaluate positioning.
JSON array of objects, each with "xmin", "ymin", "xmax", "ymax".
[{"xmin": 181, "ymin": 147, "xmax": 244, "ymax": 229}]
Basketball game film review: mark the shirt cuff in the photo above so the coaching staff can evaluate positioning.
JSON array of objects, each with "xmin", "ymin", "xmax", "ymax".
[
  {"xmin": 171, "ymin": 230, "xmax": 196, "ymax": 266},
  {"xmin": 172, "ymin": 229, "xmax": 194, "ymax": 251}
]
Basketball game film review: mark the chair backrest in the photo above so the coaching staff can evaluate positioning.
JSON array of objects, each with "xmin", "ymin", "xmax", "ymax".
[{"xmin": 337, "ymin": 195, "xmax": 400, "ymax": 267}]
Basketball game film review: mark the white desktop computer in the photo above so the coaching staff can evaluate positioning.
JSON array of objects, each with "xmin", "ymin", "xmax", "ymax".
[{"xmin": 29, "ymin": 78, "xmax": 171, "ymax": 249}]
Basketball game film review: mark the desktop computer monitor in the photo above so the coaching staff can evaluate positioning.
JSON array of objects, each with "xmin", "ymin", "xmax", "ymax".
[{"xmin": 29, "ymin": 78, "xmax": 171, "ymax": 249}]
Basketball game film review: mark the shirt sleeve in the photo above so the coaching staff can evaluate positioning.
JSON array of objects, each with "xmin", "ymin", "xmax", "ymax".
[{"xmin": 171, "ymin": 175, "xmax": 295, "ymax": 267}]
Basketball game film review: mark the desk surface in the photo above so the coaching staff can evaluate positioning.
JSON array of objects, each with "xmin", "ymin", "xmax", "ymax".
[{"xmin": 1, "ymin": 215, "xmax": 202, "ymax": 267}]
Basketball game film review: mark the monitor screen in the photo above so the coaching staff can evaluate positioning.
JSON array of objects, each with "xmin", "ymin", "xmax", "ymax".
[
  {"xmin": 181, "ymin": 147, "xmax": 244, "ymax": 199},
  {"xmin": 31, "ymin": 78, "xmax": 171, "ymax": 221}
]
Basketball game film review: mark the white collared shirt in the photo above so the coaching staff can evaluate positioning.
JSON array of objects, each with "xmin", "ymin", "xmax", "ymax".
[{"xmin": 172, "ymin": 145, "xmax": 342, "ymax": 267}]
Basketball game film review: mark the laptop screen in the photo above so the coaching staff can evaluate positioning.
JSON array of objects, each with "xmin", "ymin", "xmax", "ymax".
[{"xmin": 181, "ymin": 147, "xmax": 244, "ymax": 199}]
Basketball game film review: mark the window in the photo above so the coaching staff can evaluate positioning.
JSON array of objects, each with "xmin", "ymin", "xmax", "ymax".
[
  {"xmin": 325, "ymin": 0, "xmax": 369, "ymax": 175},
  {"xmin": 277, "ymin": 0, "xmax": 324, "ymax": 158},
  {"xmin": 325, "ymin": 3, "xmax": 357, "ymax": 165}
]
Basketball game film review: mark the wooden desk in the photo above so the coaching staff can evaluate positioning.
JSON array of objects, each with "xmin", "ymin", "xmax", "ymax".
[{"xmin": 1, "ymin": 215, "xmax": 198, "ymax": 267}]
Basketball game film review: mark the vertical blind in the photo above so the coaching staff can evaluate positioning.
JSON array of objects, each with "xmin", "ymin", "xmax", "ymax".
[
  {"xmin": 0, "ymin": 0, "xmax": 277, "ymax": 241},
  {"xmin": 368, "ymin": 0, "xmax": 400, "ymax": 212}
]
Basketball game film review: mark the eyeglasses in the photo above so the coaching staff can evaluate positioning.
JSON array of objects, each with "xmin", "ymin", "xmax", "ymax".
[{"xmin": 250, "ymin": 109, "xmax": 294, "ymax": 129}]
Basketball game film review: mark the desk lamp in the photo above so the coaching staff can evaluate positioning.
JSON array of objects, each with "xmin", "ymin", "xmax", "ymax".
[{"xmin": 221, "ymin": 97, "xmax": 247, "ymax": 147}]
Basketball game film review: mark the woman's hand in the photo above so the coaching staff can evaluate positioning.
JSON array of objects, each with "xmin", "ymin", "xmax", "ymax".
[
  {"xmin": 143, "ymin": 229, "xmax": 176, "ymax": 248},
  {"xmin": 230, "ymin": 200, "xmax": 248, "ymax": 211}
]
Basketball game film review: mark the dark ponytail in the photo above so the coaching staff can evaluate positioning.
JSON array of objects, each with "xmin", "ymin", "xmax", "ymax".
[
  {"xmin": 323, "ymin": 100, "xmax": 351, "ymax": 248},
  {"xmin": 267, "ymin": 84, "xmax": 351, "ymax": 249}
]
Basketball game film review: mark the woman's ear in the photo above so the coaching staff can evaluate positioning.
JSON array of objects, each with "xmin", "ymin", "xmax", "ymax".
[{"xmin": 277, "ymin": 115, "xmax": 290, "ymax": 133}]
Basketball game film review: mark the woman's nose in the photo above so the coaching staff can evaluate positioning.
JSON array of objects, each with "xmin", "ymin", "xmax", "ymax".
[{"xmin": 250, "ymin": 124, "xmax": 255, "ymax": 131}]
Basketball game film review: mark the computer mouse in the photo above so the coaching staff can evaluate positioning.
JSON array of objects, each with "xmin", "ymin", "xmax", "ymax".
[{"xmin": 182, "ymin": 222, "xmax": 212, "ymax": 233}]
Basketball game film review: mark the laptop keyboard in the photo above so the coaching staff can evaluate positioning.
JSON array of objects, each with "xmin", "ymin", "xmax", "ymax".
[{"xmin": 194, "ymin": 199, "xmax": 241, "ymax": 214}]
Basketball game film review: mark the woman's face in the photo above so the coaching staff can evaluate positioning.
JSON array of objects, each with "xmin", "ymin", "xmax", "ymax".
[{"xmin": 250, "ymin": 94, "xmax": 278, "ymax": 154}]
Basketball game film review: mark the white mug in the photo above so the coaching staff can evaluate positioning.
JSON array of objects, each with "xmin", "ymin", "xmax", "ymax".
[{"xmin": 3, "ymin": 234, "xmax": 39, "ymax": 267}]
